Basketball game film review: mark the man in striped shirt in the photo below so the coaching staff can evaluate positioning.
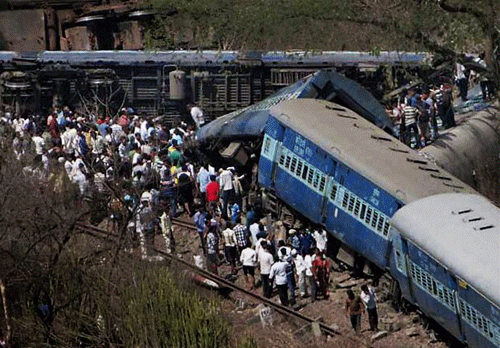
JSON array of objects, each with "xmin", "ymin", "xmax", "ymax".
[{"xmin": 403, "ymin": 103, "xmax": 420, "ymax": 148}]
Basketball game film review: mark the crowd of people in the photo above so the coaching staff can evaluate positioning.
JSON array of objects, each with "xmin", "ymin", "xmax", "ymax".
[
  {"xmin": 388, "ymin": 84, "xmax": 455, "ymax": 149},
  {"xmin": 0, "ymin": 101, "xmax": 380, "ymax": 334}
]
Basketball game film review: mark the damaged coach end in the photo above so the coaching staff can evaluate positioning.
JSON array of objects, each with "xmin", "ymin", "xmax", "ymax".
[{"xmin": 196, "ymin": 69, "xmax": 395, "ymax": 169}]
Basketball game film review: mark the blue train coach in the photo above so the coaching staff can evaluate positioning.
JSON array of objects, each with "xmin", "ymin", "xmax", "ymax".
[
  {"xmin": 258, "ymin": 98, "xmax": 475, "ymax": 269},
  {"xmin": 391, "ymin": 193, "xmax": 500, "ymax": 348}
]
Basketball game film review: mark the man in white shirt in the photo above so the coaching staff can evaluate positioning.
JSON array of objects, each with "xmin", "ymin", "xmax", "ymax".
[
  {"xmin": 219, "ymin": 168, "xmax": 234, "ymax": 220},
  {"xmin": 32, "ymin": 132, "xmax": 46, "ymax": 155},
  {"xmin": 360, "ymin": 284, "xmax": 378, "ymax": 331},
  {"xmin": 304, "ymin": 251, "xmax": 314, "ymax": 302},
  {"xmin": 258, "ymin": 241, "xmax": 274, "ymax": 299},
  {"xmin": 313, "ymin": 229, "xmax": 328, "ymax": 254},
  {"xmin": 189, "ymin": 104, "xmax": 205, "ymax": 128},
  {"xmin": 240, "ymin": 245, "xmax": 257, "ymax": 290},
  {"xmin": 295, "ymin": 250, "xmax": 308, "ymax": 298},
  {"xmin": 270, "ymin": 254, "xmax": 289, "ymax": 306}
]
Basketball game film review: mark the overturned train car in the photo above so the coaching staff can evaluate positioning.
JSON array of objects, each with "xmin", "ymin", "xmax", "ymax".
[
  {"xmin": 196, "ymin": 69, "xmax": 395, "ymax": 168},
  {"xmin": 419, "ymin": 107, "xmax": 500, "ymax": 188},
  {"xmin": 0, "ymin": 50, "xmax": 426, "ymax": 122}
]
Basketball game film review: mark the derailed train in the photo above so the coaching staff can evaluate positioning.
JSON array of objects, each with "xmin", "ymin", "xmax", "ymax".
[
  {"xmin": 0, "ymin": 50, "xmax": 426, "ymax": 120},
  {"xmin": 258, "ymin": 98, "xmax": 500, "ymax": 348}
]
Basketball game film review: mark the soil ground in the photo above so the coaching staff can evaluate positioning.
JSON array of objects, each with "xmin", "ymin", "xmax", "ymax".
[{"xmin": 147, "ymin": 215, "xmax": 451, "ymax": 348}]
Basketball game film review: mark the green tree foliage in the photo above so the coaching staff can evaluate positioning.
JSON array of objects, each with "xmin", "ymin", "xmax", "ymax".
[{"xmin": 146, "ymin": 0, "xmax": 500, "ymax": 81}]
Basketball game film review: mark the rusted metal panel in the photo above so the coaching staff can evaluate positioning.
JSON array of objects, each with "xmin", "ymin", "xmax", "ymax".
[
  {"xmin": 0, "ymin": 10, "xmax": 45, "ymax": 51},
  {"xmin": 64, "ymin": 26, "xmax": 92, "ymax": 51},
  {"xmin": 117, "ymin": 21, "xmax": 143, "ymax": 50}
]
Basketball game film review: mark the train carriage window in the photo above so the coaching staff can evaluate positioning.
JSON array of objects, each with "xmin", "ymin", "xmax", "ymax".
[
  {"xmin": 308, "ymin": 168, "xmax": 314, "ymax": 185},
  {"xmin": 279, "ymin": 152, "xmax": 285, "ymax": 166},
  {"xmin": 296, "ymin": 160, "xmax": 303, "ymax": 177},
  {"xmin": 366, "ymin": 207, "xmax": 373, "ymax": 224},
  {"xmin": 302, "ymin": 165, "xmax": 309, "ymax": 180},
  {"xmin": 377, "ymin": 216, "xmax": 384, "ymax": 232},
  {"xmin": 348, "ymin": 196, "xmax": 355, "ymax": 212},
  {"xmin": 330, "ymin": 184, "xmax": 338, "ymax": 201},
  {"xmin": 285, "ymin": 155, "xmax": 292, "ymax": 169},
  {"xmin": 313, "ymin": 172, "xmax": 320, "ymax": 188},
  {"xmin": 342, "ymin": 192, "xmax": 349, "ymax": 208},
  {"xmin": 354, "ymin": 200, "xmax": 361, "ymax": 216},
  {"xmin": 371, "ymin": 211, "xmax": 379, "ymax": 228},
  {"xmin": 383, "ymin": 221, "xmax": 390, "ymax": 236},
  {"xmin": 319, "ymin": 176, "xmax": 326, "ymax": 192},
  {"xmin": 360, "ymin": 204, "xmax": 367, "ymax": 220},
  {"xmin": 290, "ymin": 157, "xmax": 297, "ymax": 173}
]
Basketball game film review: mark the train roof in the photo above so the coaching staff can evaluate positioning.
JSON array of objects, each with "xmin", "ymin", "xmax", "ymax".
[
  {"xmin": 16, "ymin": 50, "xmax": 428, "ymax": 67},
  {"xmin": 31, "ymin": 50, "xmax": 240, "ymax": 65},
  {"xmin": 391, "ymin": 193, "xmax": 500, "ymax": 306},
  {"xmin": 269, "ymin": 99, "xmax": 476, "ymax": 204},
  {"xmin": 197, "ymin": 69, "xmax": 394, "ymax": 143}
]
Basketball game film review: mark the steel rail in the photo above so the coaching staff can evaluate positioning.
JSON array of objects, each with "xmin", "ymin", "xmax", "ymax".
[{"xmin": 76, "ymin": 221, "xmax": 342, "ymax": 338}]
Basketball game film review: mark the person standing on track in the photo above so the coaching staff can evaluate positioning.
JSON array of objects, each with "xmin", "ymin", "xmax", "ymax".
[
  {"xmin": 345, "ymin": 289, "xmax": 365, "ymax": 334},
  {"xmin": 360, "ymin": 284, "xmax": 378, "ymax": 331},
  {"xmin": 257, "ymin": 241, "xmax": 274, "ymax": 299}
]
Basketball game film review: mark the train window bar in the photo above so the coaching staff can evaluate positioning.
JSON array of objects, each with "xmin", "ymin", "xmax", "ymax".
[
  {"xmin": 467, "ymin": 217, "xmax": 483, "ymax": 222},
  {"xmin": 296, "ymin": 160, "xmax": 303, "ymax": 177},
  {"xmin": 453, "ymin": 209, "xmax": 472, "ymax": 215},
  {"xmin": 406, "ymin": 158, "xmax": 428, "ymax": 165},
  {"xmin": 285, "ymin": 155, "xmax": 291, "ymax": 169},
  {"xmin": 431, "ymin": 173, "xmax": 452, "ymax": 181},
  {"xmin": 290, "ymin": 157, "xmax": 297, "ymax": 173},
  {"xmin": 418, "ymin": 166, "xmax": 440, "ymax": 172},
  {"xmin": 476, "ymin": 225, "xmax": 494, "ymax": 231},
  {"xmin": 371, "ymin": 135, "xmax": 392, "ymax": 142},
  {"xmin": 443, "ymin": 182, "xmax": 465, "ymax": 189},
  {"xmin": 330, "ymin": 184, "xmax": 338, "ymax": 200},
  {"xmin": 325, "ymin": 105, "xmax": 347, "ymax": 112},
  {"xmin": 336, "ymin": 114, "xmax": 357, "ymax": 120},
  {"xmin": 389, "ymin": 147, "xmax": 409, "ymax": 153}
]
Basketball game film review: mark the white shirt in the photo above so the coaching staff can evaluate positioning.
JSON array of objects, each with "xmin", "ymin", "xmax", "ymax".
[
  {"xmin": 270, "ymin": 261, "xmax": 288, "ymax": 285},
  {"xmin": 456, "ymin": 62, "xmax": 466, "ymax": 80},
  {"xmin": 295, "ymin": 254, "xmax": 307, "ymax": 273},
  {"xmin": 313, "ymin": 230, "xmax": 328, "ymax": 252},
  {"xmin": 249, "ymin": 222, "xmax": 260, "ymax": 246},
  {"xmin": 240, "ymin": 247, "xmax": 257, "ymax": 267},
  {"xmin": 32, "ymin": 136, "xmax": 46, "ymax": 155},
  {"xmin": 304, "ymin": 254, "xmax": 313, "ymax": 276},
  {"xmin": 190, "ymin": 106, "xmax": 205, "ymax": 127},
  {"xmin": 219, "ymin": 169, "xmax": 234, "ymax": 191},
  {"xmin": 222, "ymin": 228, "xmax": 237, "ymax": 247},
  {"xmin": 258, "ymin": 250, "xmax": 274, "ymax": 275},
  {"xmin": 361, "ymin": 287, "xmax": 377, "ymax": 309}
]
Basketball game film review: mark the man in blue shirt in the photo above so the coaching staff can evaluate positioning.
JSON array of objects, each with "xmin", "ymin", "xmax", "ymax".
[
  {"xmin": 193, "ymin": 205, "xmax": 207, "ymax": 254},
  {"xmin": 196, "ymin": 164, "xmax": 211, "ymax": 208}
]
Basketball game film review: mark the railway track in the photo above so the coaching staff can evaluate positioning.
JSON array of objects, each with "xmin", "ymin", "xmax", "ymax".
[
  {"xmin": 76, "ymin": 221, "xmax": 343, "ymax": 338},
  {"xmin": 171, "ymin": 217, "xmax": 197, "ymax": 230}
]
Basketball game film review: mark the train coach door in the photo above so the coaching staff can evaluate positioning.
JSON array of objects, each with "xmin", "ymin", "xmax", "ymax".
[
  {"xmin": 259, "ymin": 120, "xmax": 286, "ymax": 189},
  {"xmin": 321, "ymin": 158, "xmax": 337, "ymax": 223},
  {"xmin": 270, "ymin": 124, "xmax": 286, "ymax": 187}
]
